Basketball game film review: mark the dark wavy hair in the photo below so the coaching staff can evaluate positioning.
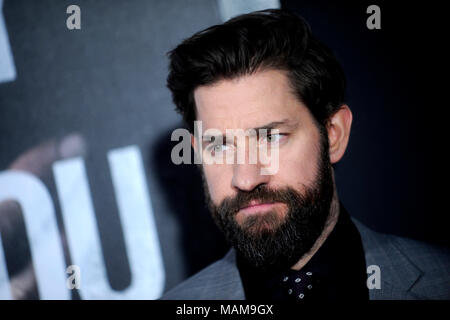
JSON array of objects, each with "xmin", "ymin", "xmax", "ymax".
[{"xmin": 167, "ymin": 9, "xmax": 346, "ymax": 132}]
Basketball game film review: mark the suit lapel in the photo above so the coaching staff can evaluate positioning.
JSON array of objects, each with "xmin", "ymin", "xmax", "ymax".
[
  {"xmin": 216, "ymin": 219, "xmax": 423, "ymax": 300},
  {"xmin": 210, "ymin": 249, "xmax": 246, "ymax": 299},
  {"xmin": 352, "ymin": 218, "xmax": 423, "ymax": 298}
]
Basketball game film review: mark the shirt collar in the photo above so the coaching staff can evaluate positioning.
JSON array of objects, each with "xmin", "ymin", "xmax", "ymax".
[{"xmin": 236, "ymin": 202, "xmax": 369, "ymax": 300}]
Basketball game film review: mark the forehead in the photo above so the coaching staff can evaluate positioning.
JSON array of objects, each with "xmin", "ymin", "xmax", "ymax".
[{"xmin": 194, "ymin": 69, "xmax": 309, "ymax": 131}]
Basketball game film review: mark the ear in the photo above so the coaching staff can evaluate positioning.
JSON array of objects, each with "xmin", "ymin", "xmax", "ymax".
[{"xmin": 327, "ymin": 104, "xmax": 353, "ymax": 164}]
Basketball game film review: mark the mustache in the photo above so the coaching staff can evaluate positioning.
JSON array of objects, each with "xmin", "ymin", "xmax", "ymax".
[{"xmin": 214, "ymin": 185, "xmax": 304, "ymax": 217}]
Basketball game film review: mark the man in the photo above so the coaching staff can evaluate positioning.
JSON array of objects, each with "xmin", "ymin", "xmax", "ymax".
[{"xmin": 162, "ymin": 9, "xmax": 450, "ymax": 300}]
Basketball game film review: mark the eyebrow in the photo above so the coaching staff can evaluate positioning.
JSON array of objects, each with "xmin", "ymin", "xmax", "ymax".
[
  {"xmin": 201, "ymin": 119, "xmax": 298, "ymax": 145},
  {"xmin": 250, "ymin": 119, "xmax": 297, "ymax": 132}
]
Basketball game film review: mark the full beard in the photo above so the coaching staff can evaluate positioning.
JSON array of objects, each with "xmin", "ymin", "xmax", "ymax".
[{"xmin": 204, "ymin": 132, "xmax": 335, "ymax": 273}]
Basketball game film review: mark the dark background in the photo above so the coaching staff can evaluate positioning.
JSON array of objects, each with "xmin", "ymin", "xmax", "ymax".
[
  {"xmin": 0, "ymin": 0, "xmax": 448, "ymax": 299},
  {"xmin": 282, "ymin": 0, "xmax": 448, "ymax": 246}
]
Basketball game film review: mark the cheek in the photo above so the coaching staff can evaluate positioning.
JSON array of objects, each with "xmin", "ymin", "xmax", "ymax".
[
  {"xmin": 203, "ymin": 165, "xmax": 233, "ymax": 204},
  {"xmin": 276, "ymin": 132, "xmax": 321, "ymax": 189}
]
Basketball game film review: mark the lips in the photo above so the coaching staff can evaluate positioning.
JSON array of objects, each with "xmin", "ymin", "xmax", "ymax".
[
  {"xmin": 240, "ymin": 200, "xmax": 274, "ymax": 210},
  {"xmin": 238, "ymin": 200, "xmax": 278, "ymax": 215}
]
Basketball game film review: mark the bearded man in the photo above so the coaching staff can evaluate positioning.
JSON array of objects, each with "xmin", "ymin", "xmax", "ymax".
[{"xmin": 162, "ymin": 9, "xmax": 450, "ymax": 300}]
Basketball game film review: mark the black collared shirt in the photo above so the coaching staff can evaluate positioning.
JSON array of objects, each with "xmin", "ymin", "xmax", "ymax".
[{"xmin": 236, "ymin": 203, "xmax": 369, "ymax": 301}]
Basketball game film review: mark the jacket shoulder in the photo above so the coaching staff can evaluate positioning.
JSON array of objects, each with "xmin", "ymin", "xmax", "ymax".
[
  {"xmin": 160, "ymin": 250, "xmax": 244, "ymax": 300},
  {"xmin": 353, "ymin": 218, "xmax": 450, "ymax": 299},
  {"xmin": 393, "ymin": 235, "xmax": 450, "ymax": 268},
  {"xmin": 391, "ymin": 234, "xmax": 450, "ymax": 298}
]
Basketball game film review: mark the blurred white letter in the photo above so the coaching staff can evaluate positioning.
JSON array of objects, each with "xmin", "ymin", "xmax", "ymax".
[{"xmin": 0, "ymin": 170, "xmax": 69, "ymax": 299}]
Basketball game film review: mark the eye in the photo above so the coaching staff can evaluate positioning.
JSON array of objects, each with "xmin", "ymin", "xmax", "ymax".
[
  {"xmin": 214, "ymin": 144, "xmax": 227, "ymax": 152},
  {"xmin": 261, "ymin": 133, "xmax": 285, "ymax": 145},
  {"xmin": 209, "ymin": 143, "xmax": 230, "ymax": 155}
]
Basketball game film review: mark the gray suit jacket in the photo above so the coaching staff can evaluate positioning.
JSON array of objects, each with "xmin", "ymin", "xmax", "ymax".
[{"xmin": 162, "ymin": 218, "xmax": 450, "ymax": 300}]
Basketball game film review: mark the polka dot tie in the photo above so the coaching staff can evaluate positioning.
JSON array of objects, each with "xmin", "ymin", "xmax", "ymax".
[{"xmin": 279, "ymin": 269, "xmax": 317, "ymax": 301}]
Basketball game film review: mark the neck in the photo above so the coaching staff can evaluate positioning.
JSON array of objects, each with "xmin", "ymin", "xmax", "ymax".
[{"xmin": 290, "ymin": 187, "xmax": 340, "ymax": 271}]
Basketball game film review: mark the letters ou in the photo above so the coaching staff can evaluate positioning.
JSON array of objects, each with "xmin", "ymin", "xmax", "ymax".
[
  {"xmin": 367, "ymin": 264, "xmax": 381, "ymax": 289},
  {"xmin": 366, "ymin": 5, "xmax": 381, "ymax": 30},
  {"xmin": 0, "ymin": 145, "xmax": 165, "ymax": 299},
  {"xmin": 66, "ymin": 5, "xmax": 81, "ymax": 30}
]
